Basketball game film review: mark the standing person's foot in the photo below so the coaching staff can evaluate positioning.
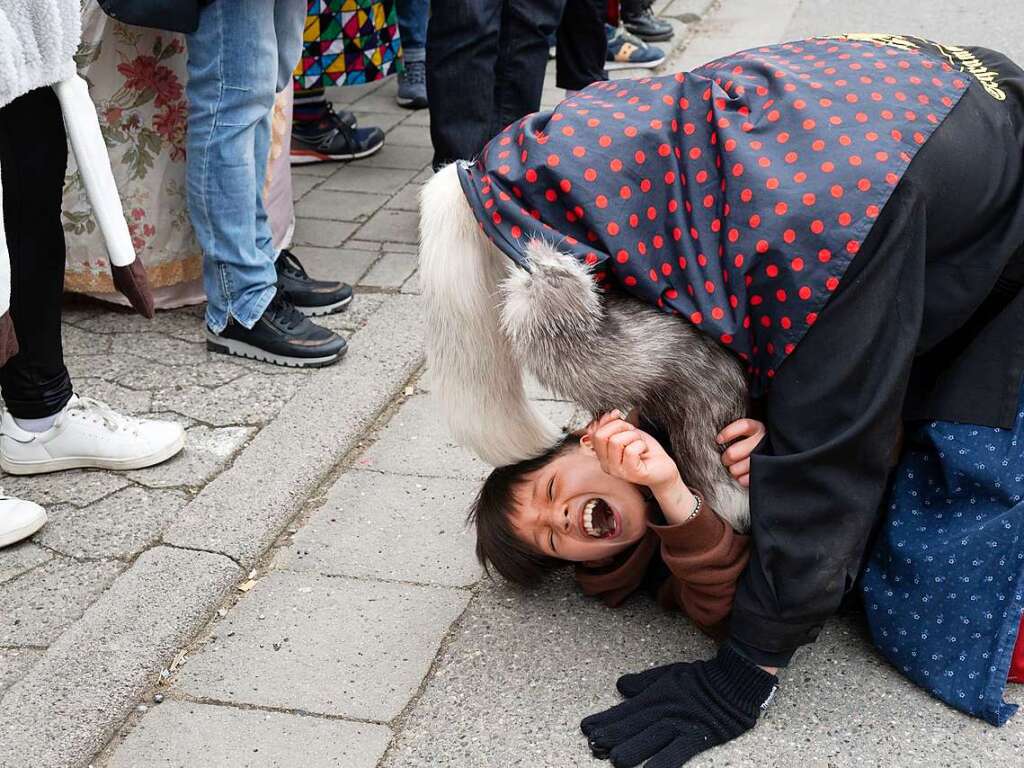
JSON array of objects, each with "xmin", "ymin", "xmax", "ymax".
[
  {"xmin": 396, "ymin": 57, "xmax": 428, "ymax": 109},
  {"xmin": 622, "ymin": 6, "xmax": 674, "ymax": 42},
  {"xmin": 276, "ymin": 249, "xmax": 353, "ymax": 317},
  {"xmin": 0, "ymin": 492, "xmax": 46, "ymax": 548},
  {"xmin": 206, "ymin": 293, "xmax": 347, "ymax": 368},
  {"xmin": 291, "ymin": 103, "xmax": 385, "ymax": 164},
  {"xmin": 0, "ymin": 395, "xmax": 185, "ymax": 475},
  {"xmin": 605, "ymin": 24, "xmax": 666, "ymax": 70}
]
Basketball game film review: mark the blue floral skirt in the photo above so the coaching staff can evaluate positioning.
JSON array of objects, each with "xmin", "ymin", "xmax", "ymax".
[
  {"xmin": 863, "ymin": 383, "xmax": 1024, "ymax": 725},
  {"xmin": 864, "ymin": 385, "xmax": 1024, "ymax": 729}
]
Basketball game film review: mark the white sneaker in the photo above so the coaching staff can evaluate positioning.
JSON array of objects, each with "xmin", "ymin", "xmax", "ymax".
[
  {"xmin": 0, "ymin": 492, "xmax": 46, "ymax": 548},
  {"xmin": 0, "ymin": 395, "xmax": 185, "ymax": 475}
]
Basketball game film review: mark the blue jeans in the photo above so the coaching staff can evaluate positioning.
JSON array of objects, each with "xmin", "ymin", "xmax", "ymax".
[
  {"xmin": 396, "ymin": 0, "xmax": 428, "ymax": 51},
  {"xmin": 186, "ymin": 0, "xmax": 305, "ymax": 333}
]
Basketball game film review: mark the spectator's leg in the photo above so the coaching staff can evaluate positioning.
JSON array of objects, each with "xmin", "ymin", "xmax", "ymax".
[
  {"xmin": 492, "ymin": 0, "xmax": 567, "ymax": 136},
  {"xmin": 427, "ymin": 0, "xmax": 503, "ymax": 167},
  {"xmin": 186, "ymin": 0, "xmax": 279, "ymax": 333},
  {"xmin": 0, "ymin": 88, "xmax": 73, "ymax": 421},
  {"xmin": 396, "ymin": 0, "xmax": 429, "ymax": 108},
  {"xmin": 555, "ymin": 0, "xmax": 608, "ymax": 92}
]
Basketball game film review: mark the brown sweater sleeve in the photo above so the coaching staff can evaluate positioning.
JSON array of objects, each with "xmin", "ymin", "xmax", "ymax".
[{"xmin": 649, "ymin": 505, "xmax": 750, "ymax": 636}]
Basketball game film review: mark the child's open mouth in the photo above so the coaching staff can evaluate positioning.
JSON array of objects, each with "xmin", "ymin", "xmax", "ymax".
[{"xmin": 582, "ymin": 498, "xmax": 618, "ymax": 539}]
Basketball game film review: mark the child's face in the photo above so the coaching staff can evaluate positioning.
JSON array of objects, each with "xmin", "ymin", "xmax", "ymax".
[{"xmin": 509, "ymin": 443, "xmax": 650, "ymax": 564}]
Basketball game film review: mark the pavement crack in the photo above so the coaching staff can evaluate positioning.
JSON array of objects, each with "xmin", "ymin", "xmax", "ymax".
[{"xmin": 161, "ymin": 541, "xmax": 242, "ymax": 569}]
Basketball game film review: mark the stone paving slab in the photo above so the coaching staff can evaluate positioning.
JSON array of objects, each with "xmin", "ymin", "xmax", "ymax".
[
  {"xmin": 277, "ymin": 470, "xmax": 480, "ymax": 587},
  {"xmin": 0, "ymin": 557, "xmax": 124, "ymax": 646},
  {"xmin": 354, "ymin": 208, "xmax": 419, "ymax": 244},
  {"xmin": 0, "ymin": 546, "xmax": 241, "ymax": 768},
  {"xmin": 106, "ymin": 701, "xmax": 392, "ymax": 768},
  {"xmin": 127, "ymin": 425, "xmax": 255, "ymax": 489},
  {"xmin": 292, "ymin": 217, "xmax": 359, "ymax": 248},
  {"xmin": 318, "ymin": 166, "xmax": 420, "ymax": 195},
  {"xmin": 0, "ymin": 469, "xmax": 129, "ymax": 509},
  {"xmin": 294, "ymin": 189, "xmax": 390, "ymax": 222},
  {"xmin": 0, "ymin": 648, "xmax": 41, "ymax": 694},
  {"xmin": 174, "ymin": 571, "xmax": 469, "ymax": 722},
  {"xmin": 359, "ymin": 251, "xmax": 417, "ymax": 290},
  {"xmin": 290, "ymin": 245, "xmax": 378, "ymax": 287},
  {"xmin": 0, "ymin": 542, "xmax": 51, "ymax": 584},
  {"xmin": 164, "ymin": 294, "xmax": 426, "ymax": 567},
  {"xmin": 152, "ymin": 372, "xmax": 303, "ymax": 428},
  {"xmin": 36, "ymin": 487, "xmax": 186, "ymax": 560}
]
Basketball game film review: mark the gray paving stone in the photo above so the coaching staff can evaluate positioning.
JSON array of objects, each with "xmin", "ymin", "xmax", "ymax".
[
  {"xmin": 289, "ymin": 245, "xmax": 377, "ymax": 287},
  {"xmin": 0, "ymin": 469, "xmax": 130, "ymax": 508},
  {"xmin": 152, "ymin": 372, "xmax": 300, "ymax": 427},
  {"xmin": 385, "ymin": 124, "xmax": 433, "ymax": 148},
  {"xmin": 345, "ymin": 89, "xmax": 408, "ymax": 116},
  {"xmin": 361, "ymin": 394, "xmax": 488, "ymax": 481},
  {"xmin": 0, "ymin": 557, "xmax": 124, "ymax": 645},
  {"xmin": 70, "ymin": 306, "xmax": 202, "ymax": 340},
  {"xmin": 356, "ymin": 143, "xmax": 433, "ymax": 171},
  {"xmin": 0, "ymin": 648, "xmax": 41, "ymax": 693},
  {"xmin": 292, "ymin": 217, "xmax": 359, "ymax": 248},
  {"xmin": 349, "ymin": 108, "xmax": 407, "ymax": 132},
  {"xmin": 400, "ymin": 269, "xmax": 420, "ymax": 294},
  {"xmin": 106, "ymin": 701, "xmax": 392, "ymax": 768},
  {"xmin": 380, "ymin": 574, "xmax": 697, "ymax": 768},
  {"xmin": 68, "ymin": 354, "xmax": 246, "ymax": 391},
  {"xmin": 384, "ymin": 183, "xmax": 422, "ymax": 212},
  {"xmin": 290, "ymin": 172, "xmax": 321, "ymax": 200},
  {"xmin": 0, "ymin": 546, "xmax": 241, "ymax": 768},
  {"xmin": 36, "ymin": 487, "xmax": 186, "ymax": 560},
  {"xmin": 0, "ymin": 542, "xmax": 51, "ymax": 584},
  {"xmin": 295, "ymin": 189, "xmax": 390, "ymax": 222},
  {"xmin": 404, "ymin": 110, "xmax": 431, "ymax": 129},
  {"xmin": 659, "ymin": 0, "xmax": 711, "ymax": 21},
  {"xmin": 358, "ymin": 251, "xmax": 418, "ymax": 290},
  {"xmin": 326, "ymin": 80, "xmax": 385, "ymax": 106},
  {"xmin": 76, "ymin": 378, "xmax": 153, "ymax": 415},
  {"xmin": 175, "ymin": 571, "xmax": 469, "ymax": 722},
  {"xmin": 61, "ymin": 322, "xmax": 114, "ymax": 354},
  {"xmin": 279, "ymin": 471, "xmax": 480, "ymax": 587},
  {"xmin": 164, "ymin": 295, "xmax": 426, "ymax": 567},
  {"xmin": 316, "ymin": 294, "xmax": 386, "ymax": 335},
  {"xmin": 128, "ymin": 425, "xmax": 255, "ymax": 489},
  {"xmin": 354, "ymin": 208, "xmax": 418, "ymax": 244},
  {"xmin": 319, "ymin": 165, "xmax": 419, "ymax": 195},
  {"xmin": 412, "ymin": 166, "xmax": 433, "ymax": 182},
  {"xmin": 290, "ymin": 161, "xmax": 338, "ymax": 178},
  {"xmin": 109, "ymin": 333, "xmax": 208, "ymax": 367}
]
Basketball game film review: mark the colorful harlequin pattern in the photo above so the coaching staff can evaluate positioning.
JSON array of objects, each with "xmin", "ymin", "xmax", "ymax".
[
  {"xmin": 458, "ymin": 37, "xmax": 970, "ymax": 394},
  {"xmin": 862, "ymin": 381, "xmax": 1024, "ymax": 726},
  {"xmin": 294, "ymin": 0, "xmax": 402, "ymax": 89}
]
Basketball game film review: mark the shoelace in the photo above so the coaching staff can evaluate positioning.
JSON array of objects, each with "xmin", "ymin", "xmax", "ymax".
[
  {"xmin": 403, "ymin": 59, "xmax": 426, "ymax": 85},
  {"xmin": 267, "ymin": 293, "xmax": 307, "ymax": 333},
  {"xmin": 277, "ymin": 249, "xmax": 311, "ymax": 281},
  {"xmin": 67, "ymin": 396, "xmax": 142, "ymax": 435}
]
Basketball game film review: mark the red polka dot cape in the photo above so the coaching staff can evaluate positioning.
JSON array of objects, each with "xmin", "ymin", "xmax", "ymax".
[{"xmin": 457, "ymin": 37, "xmax": 970, "ymax": 394}]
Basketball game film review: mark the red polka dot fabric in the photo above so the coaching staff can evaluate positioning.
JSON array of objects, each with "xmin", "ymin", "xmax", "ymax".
[{"xmin": 457, "ymin": 37, "xmax": 970, "ymax": 394}]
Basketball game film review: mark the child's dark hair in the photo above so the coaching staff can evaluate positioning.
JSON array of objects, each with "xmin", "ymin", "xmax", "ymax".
[{"xmin": 468, "ymin": 432, "xmax": 579, "ymax": 586}]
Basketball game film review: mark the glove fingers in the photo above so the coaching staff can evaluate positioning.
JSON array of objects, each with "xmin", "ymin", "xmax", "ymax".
[
  {"xmin": 581, "ymin": 693, "xmax": 656, "ymax": 737},
  {"xmin": 642, "ymin": 736, "xmax": 704, "ymax": 768},
  {"xmin": 607, "ymin": 722, "xmax": 677, "ymax": 768},
  {"xmin": 616, "ymin": 663, "xmax": 679, "ymax": 698},
  {"xmin": 589, "ymin": 706, "xmax": 672, "ymax": 752}
]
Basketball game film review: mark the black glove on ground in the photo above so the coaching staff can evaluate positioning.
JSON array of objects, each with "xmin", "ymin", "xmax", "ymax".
[{"xmin": 580, "ymin": 644, "xmax": 779, "ymax": 768}]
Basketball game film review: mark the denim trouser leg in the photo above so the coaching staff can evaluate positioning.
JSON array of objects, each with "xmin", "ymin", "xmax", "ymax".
[
  {"xmin": 396, "ymin": 0, "xmax": 429, "ymax": 50},
  {"xmin": 186, "ymin": 0, "xmax": 304, "ymax": 333}
]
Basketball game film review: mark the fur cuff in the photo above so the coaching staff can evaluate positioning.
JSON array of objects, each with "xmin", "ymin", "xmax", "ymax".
[
  {"xmin": 112, "ymin": 261, "xmax": 155, "ymax": 319},
  {"xmin": 0, "ymin": 310, "xmax": 19, "ymax": 367}
]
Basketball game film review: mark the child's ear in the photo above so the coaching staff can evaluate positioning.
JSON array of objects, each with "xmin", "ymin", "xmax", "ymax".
[{"xmin": 579, "ymin": 433, "xmax": 596, "ymax": 457}]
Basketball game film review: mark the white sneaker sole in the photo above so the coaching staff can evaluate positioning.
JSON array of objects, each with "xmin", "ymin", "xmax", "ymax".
[
  {"xmin": 289, "ymin": 141, "xmax": 385, "ymax": 165},
  {"xmin": 0, "ymin": 510, "xmax": 47, "ymax": 548},
  {"xmin": 295, "ymin": 294, "xmax": 354, "ymax": 317},
  {"xmin": 0, "ymin": 433, "xmax": 185, "ymax": 476},
  {"xmin": 205, "ymin": 329, "xmax": 347, "ymax": 368}
]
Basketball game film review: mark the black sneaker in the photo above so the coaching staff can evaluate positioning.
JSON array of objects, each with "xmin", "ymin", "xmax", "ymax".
[
  {"xmin": 275, "ymin": 249, "xmax": 353, "ymax": 317},
  {"xmin": 622, "ymin": 7, "xmax": 674, "ymax": 42},
  {"xmin": 291, "ymin": 104, "xmax": 385, "ymax": 164},
  {"xmin": 396, "ymin": 59, "xmax": 428, "ymax": 109},
  {"xmin": 206, "ymin": 293, "xmax": 347, "ymax": 368}
]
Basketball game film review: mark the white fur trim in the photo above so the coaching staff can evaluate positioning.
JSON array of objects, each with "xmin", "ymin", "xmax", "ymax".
[{"xmin": 419, "ymin": 165, "xmax": 560, "ymax": 466}]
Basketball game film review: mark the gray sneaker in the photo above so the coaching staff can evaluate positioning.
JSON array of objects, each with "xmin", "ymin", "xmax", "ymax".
[{"xmin": 397, "ymin": 58, "xmax": 428, "ymax": 109}]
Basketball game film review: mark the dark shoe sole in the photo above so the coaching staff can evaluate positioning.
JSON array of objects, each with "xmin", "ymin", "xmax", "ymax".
[
  {"xmin": 293, "ymin": 293, "xmax": 354, "ymax": 318},
  {"xmin": 206, "ymin": 330, "xmax": 347, "ymax": 368},
  {"xmin": 396, "ymin": 95, "xmax": 428, "ymax": 110},
  {"xmin": 625, "ymin": 27, "xmax": 674, "ymax": 42},
  {"xmin": 290, "ymin": 140, "xmax": 384, "ymax": 165}
]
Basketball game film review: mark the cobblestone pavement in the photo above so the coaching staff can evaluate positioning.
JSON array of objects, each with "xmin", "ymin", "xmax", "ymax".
[{"xmin": 3, "ymin": 1, "xmax": 1024, "ymax": 766}]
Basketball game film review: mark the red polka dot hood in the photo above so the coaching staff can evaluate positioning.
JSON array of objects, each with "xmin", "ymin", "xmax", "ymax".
[{"xmin": 457, "ymin": 36, "xmax": 970, "ymax": 394}]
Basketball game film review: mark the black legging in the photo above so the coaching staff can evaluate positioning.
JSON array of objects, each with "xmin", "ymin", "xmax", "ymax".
[{"xmin": 0, "ymin": 87, "xmax": 74, "ymax": 419}]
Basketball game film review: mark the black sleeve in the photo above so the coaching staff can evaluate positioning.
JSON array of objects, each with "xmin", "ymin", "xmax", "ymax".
[{"xmin": 728, "ymin": 182, "xmax": 929, "ymax": 666}]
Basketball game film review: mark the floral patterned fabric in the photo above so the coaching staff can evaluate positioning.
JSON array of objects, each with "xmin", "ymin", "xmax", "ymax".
[
  {"xmin": 294, "ymin": 0, "xmax": 402, "ymax": 89},
  {"xmin": 62, "ymin": 3, "xmax": 295, "ymax": 308}
]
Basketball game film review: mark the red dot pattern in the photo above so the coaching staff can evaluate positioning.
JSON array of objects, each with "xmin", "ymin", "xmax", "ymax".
[{"xmin": 461, "ymin": 37, "xmax": 968, "ymax": 393}]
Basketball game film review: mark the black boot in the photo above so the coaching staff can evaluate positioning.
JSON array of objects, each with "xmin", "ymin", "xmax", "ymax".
[{"xmin": 621, "ymin": 1, "xmax": 674, "ymax": 43}]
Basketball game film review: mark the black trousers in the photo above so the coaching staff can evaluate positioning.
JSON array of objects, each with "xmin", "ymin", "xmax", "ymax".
[
  {"xmin": 729, "ymin": 46, "xmax": 1024, "ymax": 666},
  {"xmin": 0, "ymin": 87, "xmax": 74, "ymax": 419},
  {"xmin": 427, "ymin": 0, "xmax": 606, "ymax": 168}
]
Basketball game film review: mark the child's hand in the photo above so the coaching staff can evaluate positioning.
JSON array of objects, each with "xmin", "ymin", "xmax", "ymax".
[
  {"xmin": 583, "ymin": 411, "xmax": 682, "ymax": 491},
  {"xmin": 717, "ymin": 418, "xmax": 766, "ymax": 487}
]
